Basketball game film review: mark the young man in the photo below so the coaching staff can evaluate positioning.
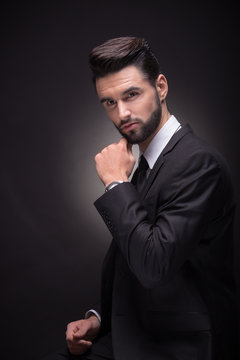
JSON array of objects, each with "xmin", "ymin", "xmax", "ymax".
[{"xmin": 44, "ymin": 37, "xmax": 237, "ymax": 360}]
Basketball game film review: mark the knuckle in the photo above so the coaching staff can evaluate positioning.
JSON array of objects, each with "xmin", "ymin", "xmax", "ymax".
[
  {"xmin": 67, "ymin": 321, "xmax": 76, "ymax": 329},
  {"xmin": 66, "ymin": 334, "xmax": 71, "ymax": 342},
  {"xmin": 108, "ymin": 144, "xmax": 115, "ymax": 150},
  {"xmin": 95, "ymin": 153, "xmax": 101, "ymax": 161}
]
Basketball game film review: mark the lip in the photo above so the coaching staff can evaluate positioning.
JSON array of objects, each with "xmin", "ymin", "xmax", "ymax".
[{"xmin": 121, "ymin": 122, "xmax": 139, "ymax": 131}]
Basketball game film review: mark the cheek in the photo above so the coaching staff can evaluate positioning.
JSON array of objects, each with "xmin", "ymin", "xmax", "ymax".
[
  {"xmin": 106, "ymin": 111, "xmax": 119, "ymax": 126},
  {"xmin": 133, "ymin": 97, "xmax": 156, "ymax": 120}
]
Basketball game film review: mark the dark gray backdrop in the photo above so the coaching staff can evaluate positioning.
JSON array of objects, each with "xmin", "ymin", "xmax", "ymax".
[{"xmin": 1, "ymin": 1, "xmax": 239, "ymax": 359}]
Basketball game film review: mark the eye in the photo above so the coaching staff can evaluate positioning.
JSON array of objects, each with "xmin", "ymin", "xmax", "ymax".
[
  {"xmin": 105, "ymin": 99, "xmax": 116, "ymax": 107},
  {"xmin": 126, "ymin": 91, "xmax": 138, "ymax": 99}
]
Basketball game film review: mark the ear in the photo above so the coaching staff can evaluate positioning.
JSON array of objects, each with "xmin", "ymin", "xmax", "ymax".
[{"xmin": 155, "ymin": 74, "xmax": 168, "ymax": 102}]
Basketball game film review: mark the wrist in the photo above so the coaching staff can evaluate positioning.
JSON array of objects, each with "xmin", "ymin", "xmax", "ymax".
[
  {"xmin": 88, "ymin": 315, "xmax": 101, "ymax": 334},
  {"xmin": 88, "ymin": 314, "xmax": 100, "ymax": 325},
  {"xmin": 104, "ymin": 175, "xmax": 128, "ymax": 187}
]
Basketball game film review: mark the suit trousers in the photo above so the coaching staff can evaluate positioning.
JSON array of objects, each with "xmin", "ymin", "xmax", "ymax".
[
  {"xmin": 41, "ymin": 330, "xmax": 212, "ymax": 360},
  {"xmin": 41, "ymin": 333, "xmax": 113, "ymax": 360}
]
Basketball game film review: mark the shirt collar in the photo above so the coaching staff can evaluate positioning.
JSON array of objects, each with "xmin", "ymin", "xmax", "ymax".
[{"xmin": 142, "ymin": 115, "xmax": 181, "ymax": 169}]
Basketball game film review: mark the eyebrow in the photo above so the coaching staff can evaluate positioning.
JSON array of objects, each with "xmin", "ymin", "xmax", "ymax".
[
  {"xmin": 122, "ymin": 86, "xmax": 141, "ymax": 96},
  {"xmin": 100, "ymin": 97, "xmax": 113, "ymax": 104},
  {"xmin": 100, "ymin": 86, "xmax": 141, "ymax": 103}
]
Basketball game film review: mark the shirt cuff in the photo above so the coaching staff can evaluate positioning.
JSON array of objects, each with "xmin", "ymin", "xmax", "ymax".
[{"xmin": 85, "ymin": 309, "xmax": 101, "ymax": 323}]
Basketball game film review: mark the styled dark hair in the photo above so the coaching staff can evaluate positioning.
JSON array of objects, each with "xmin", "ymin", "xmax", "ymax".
[{"xmin": 88, "ymin": 36, "xmax": 160, "ymax": 86}]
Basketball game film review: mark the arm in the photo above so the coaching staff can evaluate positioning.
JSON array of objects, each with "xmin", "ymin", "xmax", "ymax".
[{"xmin": 95, "ymin": 145, "xmax": 223, "ymax": 288}]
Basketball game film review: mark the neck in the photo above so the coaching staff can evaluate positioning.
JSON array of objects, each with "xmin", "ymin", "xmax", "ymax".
[{"xmin": 139, "ymin": 107, "xmax": 171, "ymax": 153}]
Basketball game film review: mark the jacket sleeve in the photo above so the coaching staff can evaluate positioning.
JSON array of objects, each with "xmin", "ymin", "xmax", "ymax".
[{"xmin": 94, "ymin": 152, "xmax": 224, "ymax": 288}]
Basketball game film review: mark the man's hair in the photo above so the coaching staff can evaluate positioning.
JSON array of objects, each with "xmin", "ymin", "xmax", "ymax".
[{"xmin": 88, "ymin": 36, "xmax": 160, "ymax": 86}]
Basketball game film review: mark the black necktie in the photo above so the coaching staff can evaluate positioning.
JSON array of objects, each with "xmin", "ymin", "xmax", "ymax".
[{"xmin": 135, "ymin": 155, "xmax": 149, "ymax": 193}]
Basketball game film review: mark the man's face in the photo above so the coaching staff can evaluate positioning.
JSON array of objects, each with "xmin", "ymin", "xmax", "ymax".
[{"xmin": 96, "ymin": 66, "xmax": 162, "ymax": 145}]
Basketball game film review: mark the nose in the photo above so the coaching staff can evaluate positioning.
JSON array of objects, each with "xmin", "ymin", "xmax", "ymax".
[{"xmin": 117, "ymin": 101, "xmax": 131, "ymax": 121}]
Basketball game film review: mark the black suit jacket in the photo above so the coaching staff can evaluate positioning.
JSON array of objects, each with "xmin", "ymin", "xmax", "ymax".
[{"xmin": 94, "ymin": 124, "xmax": 237, "ymax": 359}]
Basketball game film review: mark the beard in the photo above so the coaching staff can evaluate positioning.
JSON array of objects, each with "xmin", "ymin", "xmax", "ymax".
[{"xmin": 116, "ymin": 92, "xmax": 162, "ymax": 144}]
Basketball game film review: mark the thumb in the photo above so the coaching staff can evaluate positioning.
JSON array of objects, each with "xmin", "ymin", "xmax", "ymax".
[
  {"xmin": 119, "ymin": 137, "xmax": 128, "ymax": 146},
  {"xmin": 78, "ymin": 339, "xmax": 93, "ymax": 348},
  {"xmin": 73, "ymin": 323, "xmax": 89, "ymax": 339},
  {"xmin": 119, "ymin": 137, "xmax": 132, "ymax": 152}
]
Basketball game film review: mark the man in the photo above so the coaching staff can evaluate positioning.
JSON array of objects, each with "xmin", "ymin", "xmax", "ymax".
[{"xmin": 44, "ymin": 37, "xmax": 238, "ymax": 359}]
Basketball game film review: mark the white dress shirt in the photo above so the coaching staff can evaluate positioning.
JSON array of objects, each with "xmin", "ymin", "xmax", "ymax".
[{"xmin": 142, "ymin": 115, "xmax": 181, "ymax": 175}]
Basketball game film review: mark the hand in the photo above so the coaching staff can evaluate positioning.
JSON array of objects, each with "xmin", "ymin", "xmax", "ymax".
[
  {"xmin": 66, "ymin": 315, "xmax": 100, "ymax": 355},
  {"xmin": 95, "ymin": 138, "xmax": 136, "ymax": 186}
]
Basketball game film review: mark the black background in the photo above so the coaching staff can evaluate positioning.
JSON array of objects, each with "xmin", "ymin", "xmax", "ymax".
[{"xmin": 1, "ymin": 1, "xmax": 239, "ymax": 359}]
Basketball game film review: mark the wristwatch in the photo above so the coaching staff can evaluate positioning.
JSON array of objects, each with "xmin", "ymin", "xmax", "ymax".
[{"xmin": 105, "ymin": 180, "xmax": 124, "ymax": 192}]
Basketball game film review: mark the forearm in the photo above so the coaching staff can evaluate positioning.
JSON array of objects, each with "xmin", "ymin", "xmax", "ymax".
[
  {"xmin": 87, "ymin": 315, "xmax": 101, "ymax": 336},
  {"xmin": 94, "ymin": 164, "xmax": 222, "ymax": 287},
  {"xmin": 95, "ymin": 182, "xmax": 168, "ymax": 287}
]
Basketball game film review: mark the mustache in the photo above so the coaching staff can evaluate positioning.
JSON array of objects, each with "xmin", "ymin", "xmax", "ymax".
[{"xmin": 118, "ymin": 118, "xmax": 142, "ymax": 129}]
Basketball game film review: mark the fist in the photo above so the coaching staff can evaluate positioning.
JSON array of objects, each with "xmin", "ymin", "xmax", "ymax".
[
  {"xmin": 66, "ymin": 316, "xmax": 100, "ymax": 355},
  {"xmin": 95, "ymin": 138, "xmax": 136, "ymax": 186}
]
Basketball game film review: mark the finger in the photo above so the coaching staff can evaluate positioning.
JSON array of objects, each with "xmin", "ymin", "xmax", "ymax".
[
  {"xmin": 72, "ymin": 322, "xmax": 89, "ymax": 339},
  {"xmin": 72, "ymin": 325, "xmax": 80, "ymax": 334},
  {"xmin": 119, "ymin": 137, "xmax": 128, "ymax": 147},
  {"xmin": 79, "ymin": 339, "xmax": 93, "ymax": 347},
  {"xmin": 67, "ymin": 322, "xmax": 79, "ymax": 333},
  {"xmin": 119, "ymin": 137, "xmax": 132, "ymax": 152},
  {"xmin": 73, "ymin": 331, "xmax": 85, "ymax": 339},
  {"xmin": 66, "ymin": 325, "xmax": 78, "ymax": 341}
]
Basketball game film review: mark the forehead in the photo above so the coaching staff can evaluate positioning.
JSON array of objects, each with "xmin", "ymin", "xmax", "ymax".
[{"xmin": 96, "ymin": 65, "xmax": 150, "ymax": 98}]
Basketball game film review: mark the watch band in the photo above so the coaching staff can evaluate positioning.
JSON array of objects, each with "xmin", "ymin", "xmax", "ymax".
[{"xmin": 105, "ymin": 180, "xmax": 124, "ymax": 192}]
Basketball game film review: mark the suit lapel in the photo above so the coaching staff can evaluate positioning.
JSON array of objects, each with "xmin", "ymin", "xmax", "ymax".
[{"xmin": 141, "ymin": 124, "xmax": 192, "ymax": 198}]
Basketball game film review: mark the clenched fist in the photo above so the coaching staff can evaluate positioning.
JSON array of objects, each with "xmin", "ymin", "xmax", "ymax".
[
  {"xmin": 95, "ymin": 138, "xmax": 136, "ymax": 186},
  {"xmin": 66, "ymin": 315, "xmax": 100, "ymax": 355}
]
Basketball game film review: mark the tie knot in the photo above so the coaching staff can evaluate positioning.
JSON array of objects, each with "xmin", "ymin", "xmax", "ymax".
[{"xmin": 138, "ymin": 155, "xmax": 149, "ymax": 172}]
